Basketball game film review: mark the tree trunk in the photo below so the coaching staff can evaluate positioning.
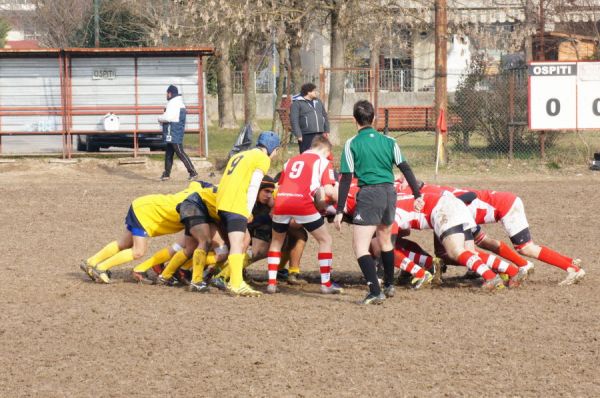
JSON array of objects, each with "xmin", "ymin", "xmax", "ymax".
[
  {"xmin": 272, "ymin": 37, "xmax": 287, "ymax": 131},
  {"xmin": 327, "ymin": 8, "xmax": 346, "ymax": 145},
  {"xmin": 288, "ymin": 32, "xmax": 303, "ymax": 93},
  {"xmin": 243, "ymin": 40, "xmax": 259, "ymax": 131},
  {"xmin": 216, "ymin": 35, "xmax": 236, "ymax": 128}
]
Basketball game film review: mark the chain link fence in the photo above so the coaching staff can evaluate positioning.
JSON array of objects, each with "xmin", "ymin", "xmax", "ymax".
[{"xmin": 311, "ymin": 66, "xmax": 600, "ymax": 170}]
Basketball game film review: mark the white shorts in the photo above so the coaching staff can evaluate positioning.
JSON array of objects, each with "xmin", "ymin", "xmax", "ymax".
[
  {"xmin": 500, "ymin": 197, "xmax": 529, "ymax": 238},
  {"xmin": 431, "ymin": 195, "xmax": 477, "ymax": 238},
  {"xmin": 272, "ymin": 212, "xmax": 322, "ymax": 225}
]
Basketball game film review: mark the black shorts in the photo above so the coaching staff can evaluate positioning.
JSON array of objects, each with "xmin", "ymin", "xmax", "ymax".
[
  {"xmin": 353, "ymin": 183, "xmax": 396, "ymax": 226},
  {"xmin": 272, "ymin": 216, "xmax": 324, "ymax": 234},
  {"xmin": 177, "ymin": 194, "xmax": 213, "ymax": 236},
  {"xmin": 249, "ymin": 224, "xmax": 272, "ymax": 242},
  {"xmin": 218, "ymin": 210, "xmax": 248, "ymax": 233}
]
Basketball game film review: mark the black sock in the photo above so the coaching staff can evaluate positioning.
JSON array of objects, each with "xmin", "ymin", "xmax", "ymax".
[
  {"xmin": 381, "ymin": 250, "xmax": 395, "ymax": 287},
  {"xmin": 358, "ymin": 255, "xmax": 381, "ymax": 295}
]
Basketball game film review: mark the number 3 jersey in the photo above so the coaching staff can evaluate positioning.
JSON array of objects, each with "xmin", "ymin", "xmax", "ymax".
[{"xmin": 274, "ymin": 150, "xmax": 334, "ymax": 216}]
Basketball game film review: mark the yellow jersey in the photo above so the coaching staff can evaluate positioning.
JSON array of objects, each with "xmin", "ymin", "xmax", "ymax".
[
  {"xmin": 217, "ymin": 148, "xmax": 270, "ymax": 218},
  {"xmin": 131, "ymin": 182, "xmax": 207, "ymax": 237}
]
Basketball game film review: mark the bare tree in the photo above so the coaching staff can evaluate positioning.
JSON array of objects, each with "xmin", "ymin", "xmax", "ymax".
[{"xmin": 31, "ymin": 0, "xmax": 93, "ymax": 47}]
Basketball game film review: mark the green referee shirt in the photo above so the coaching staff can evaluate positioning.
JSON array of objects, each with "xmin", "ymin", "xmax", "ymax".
[{"xmin": 340, "ymin": 126, "xmax": 404, "ymax": 186}]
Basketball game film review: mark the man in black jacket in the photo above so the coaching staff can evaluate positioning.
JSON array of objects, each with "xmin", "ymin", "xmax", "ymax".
[{"xmin": 289, "ymin": 83, "xmax": 329, "ymax": 153}]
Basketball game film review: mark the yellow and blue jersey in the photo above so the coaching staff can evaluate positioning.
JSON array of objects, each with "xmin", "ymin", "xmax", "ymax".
[
  {"xmin": 131, "ymin": 181, "xmax": 209, "ymax": 237},
  {"xmin": 217, "ymin": 148, "xmax": 270, "ymax": 218}
]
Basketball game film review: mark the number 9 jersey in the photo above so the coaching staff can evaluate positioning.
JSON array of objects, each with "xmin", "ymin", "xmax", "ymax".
[
  {"xmin": 217, "ymin": 148, "xmax": 271, "ymax": 218},
  {"xmin": 274, "ymin": 150, "xmax": 334, "ymax": 217}
]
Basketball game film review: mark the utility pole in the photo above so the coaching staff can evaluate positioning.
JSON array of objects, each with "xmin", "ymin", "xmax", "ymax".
[
  {"xmin": 434, "ymin": 0, "xmax": 448, "ymax": 165},
  {"xmin": 94, "ymin": 0, "xmax": 100, "ymax": 48},
  {"xmin": 538, "ymin": 0, "xmax": 546, "ymax": 158}
]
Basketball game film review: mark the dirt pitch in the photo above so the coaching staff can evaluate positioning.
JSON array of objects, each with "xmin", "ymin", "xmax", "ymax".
[{"xmin": 0, "ymin": 159, "xmax": 599, "ymax": 397}]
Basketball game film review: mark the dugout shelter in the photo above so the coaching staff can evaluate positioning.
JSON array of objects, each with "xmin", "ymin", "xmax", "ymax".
[{"xmin": 0, "ymin": 47, "xmax": 214, "ymax": 158}]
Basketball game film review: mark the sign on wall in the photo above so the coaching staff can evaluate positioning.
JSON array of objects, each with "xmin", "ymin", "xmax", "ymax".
[{"xmin": 529, "ymin": 61, "xmax": 600, "ymax": 130}]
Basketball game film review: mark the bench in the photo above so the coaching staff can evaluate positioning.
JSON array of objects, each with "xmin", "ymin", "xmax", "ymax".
[{"xmin": 375, "ymin": 106, "xmax": 460, "ymax": 134}]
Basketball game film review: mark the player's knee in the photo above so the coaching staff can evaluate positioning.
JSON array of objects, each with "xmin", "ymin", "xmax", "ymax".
[{"xmin": 132, "ymin": 248, "xmax": 145, "ymax": 260}]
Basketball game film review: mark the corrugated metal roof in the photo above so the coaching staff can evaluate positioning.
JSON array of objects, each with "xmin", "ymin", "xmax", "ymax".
[{"xmin": 0, "ymin": 47, "xmax": 215, "ymax": 57}]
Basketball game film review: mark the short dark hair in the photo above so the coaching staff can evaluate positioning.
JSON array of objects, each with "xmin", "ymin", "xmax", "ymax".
[
  {"xmin": 300, "ymin": 83, "xmax": 317, "ymax": 97},
  {"xmin": 353, "ymin": 100, "xmax": 374, "ymax": 126},
  {"xmin": 310, "ymin": 134, "xmax": 333, "ymax": 151}
]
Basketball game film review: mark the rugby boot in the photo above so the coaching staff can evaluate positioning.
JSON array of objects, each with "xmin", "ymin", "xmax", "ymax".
[
  {"xmin": 559, "ymin": 262, "xmax": 585, "ymax": 286},
  {"xmin": 209, "ymin": 276, "xmax": 228, "ymax": 291},
  {"xmin": 266, "ymin": 284, "xmax": 280, "ymax": 294},
  {"xmin": 481, "ymin": 275, "xmax": 505, "ymax": 291},
  {"xmin": 91, "ymin": 267, "xmax": 111, "ymax": 284},
  {"xmin": 228, "ymin": 281, "xmax": 262, "ymax": 297},
  {"xmin": 508, "ymin": 267, "xmax": 528, "ymax": 288},
  {"xmin": 156, "ymin": 275, "xmax": 175, "ymax": 286},
  {"xmin": 287, "ymin": 273, "xmax": 308, "ymax": 285},
  {"xmin": 360, "ymin": 292, "xmax": 386, "ymax": 305},
  {"xmin": 382, "ymin": 284, "xmax": 395, "ymax": 298},
  {"xmin": 188, "ymin": 281, "xmax": 210, "ymax": 293},
  {"xmin": 79, "ymin": 260, "xmax": 94, "ymax": 281},
  {"xmin": 521, "ymin": 261, "xmax": 535, "ymax": 275},
  {"xmin": 411, "ymin": 271, "xmax": 433, "ymax": 290},
  {"xmin": 321, "ymin": 282, "xmax": 344, "ymax": 295},
  {"xmin": 132, "ymin": 270, "xmax": 155, "ymax": 285}
]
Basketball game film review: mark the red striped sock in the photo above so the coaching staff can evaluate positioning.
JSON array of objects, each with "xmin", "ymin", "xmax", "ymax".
[
  {"xmin": 318, "ymin": 252, "xmax": 333, "ymax": 287},
  {"xmin": 477, "ymin": 251, "xmax": 517, "ymax": 277},
  {"xmin": 267, "ymin": 251, "xmax": 281, "ymax": 286},
  {"xmin": 457, "ymin": 251, "xmax": 496, "ymax": 281},
  {"xmin": 396, "ymin": 253, "xmax": 425, "ymax": 278},
  {"xmin": 538, "ymin": 246, "xmax": 577, "ymax": 271},
  {"xmin": 398, "ymin": 248, "xmax": 433, "ymax": 270},
  {"xmin": 495, "ymin": 241, "xmax": 528, "ymax": 267}
]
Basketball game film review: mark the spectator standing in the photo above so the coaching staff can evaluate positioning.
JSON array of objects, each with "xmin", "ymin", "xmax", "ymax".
[
  {"xmin": 158, "ymin": 85, "xmax": 198, "ymax": 181},
  {"xmin": 290, "ymin": 83, "xmax": 329, "ymax": 153}
]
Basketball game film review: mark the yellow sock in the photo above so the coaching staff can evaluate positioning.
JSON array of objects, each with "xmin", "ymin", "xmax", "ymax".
[
  {"xmin": 192, "ymin": 249, "xmax": 208, "ymax": 284},
  {"xmin": 216, "ymin": 262, "xmax": 231, "ymax": 280},
  {"xmin": 161, "ymin": 250, "xmax": 189, "ymax": 279},
  {"xmin": 133, "ymin": 247, "xmax": 172, "ymax": 272},
  {"xmin": 181, "ymin": 258, "xmax": 193, "ymax": 271},
  {"xmin": 228, "ymin": 253, "xmax": 245, "ymax": 289},
  {"xmin": 88, "ymin": 241, "xmax": 120, "ymax": 267},
  {"xmin": 96, "ymin": 249, "xmax": 134, "ymax": 271},
  {"xmin": 289, "ymin": 266, "xmax": 300, "ymax": 275},
  {"xmin": 243, "ymin": 253, "xmax": 251, "ymax": 268},
  {"xmin": 206, "ymin": 251, "xmax": 218, "ymax": 266}
]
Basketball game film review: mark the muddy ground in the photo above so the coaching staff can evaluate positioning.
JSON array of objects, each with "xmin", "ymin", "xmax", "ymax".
[{"xmin": 0, "ymin": 158, "xmax": 599, "ymax": 397}]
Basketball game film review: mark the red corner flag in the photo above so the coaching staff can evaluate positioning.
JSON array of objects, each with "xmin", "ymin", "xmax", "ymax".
[{"xmin": 436, "ymin": 109, "xmax": 448, "ymax": 135}]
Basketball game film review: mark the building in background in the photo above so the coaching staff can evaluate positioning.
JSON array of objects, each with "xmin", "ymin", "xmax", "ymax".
[{"xmin": 0, "ymin": 0, "xmax": 39, "ymax": 48}]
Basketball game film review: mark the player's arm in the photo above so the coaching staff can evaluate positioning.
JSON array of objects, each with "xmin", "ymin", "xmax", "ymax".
[
  {"xmin": 392, "ymin": 141, "xmax": 421, "ymax": 199},
  {"xmin": 246, "ymin": 169, "xmax": 265, "ymax": 216}
]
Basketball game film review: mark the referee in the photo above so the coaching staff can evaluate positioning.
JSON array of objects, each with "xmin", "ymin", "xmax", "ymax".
[{"xmin": 334, "ymin": 100, "xmax": 424, "ymax": 305}]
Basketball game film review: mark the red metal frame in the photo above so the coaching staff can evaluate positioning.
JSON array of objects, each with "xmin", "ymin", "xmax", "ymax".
[{"xmin": 0, "ymin": 47, "xmax": 214, "ymax": 157}]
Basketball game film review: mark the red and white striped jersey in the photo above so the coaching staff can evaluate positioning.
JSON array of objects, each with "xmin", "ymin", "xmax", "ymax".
[
  {"xmin": 274, "ymin": 151, "xmax": 334, "ymax": 216},
  {"xmin": 394, "ymin": 192, "xmax": 441, "ymax": 231},
  {"xmin": 467, "ymin": 190, "xmax": 518, "ymax": 224}
]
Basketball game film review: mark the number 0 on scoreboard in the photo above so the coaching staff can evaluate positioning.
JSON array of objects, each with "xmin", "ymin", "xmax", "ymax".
[{"xmin": 529, "ymin": 61, "xmax": 600, "ymax": 130}]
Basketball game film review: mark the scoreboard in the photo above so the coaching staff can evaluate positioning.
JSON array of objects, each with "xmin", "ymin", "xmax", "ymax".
[{"xmin": 529, "ymin": 61, "xmax": 600, "ymax": 130}]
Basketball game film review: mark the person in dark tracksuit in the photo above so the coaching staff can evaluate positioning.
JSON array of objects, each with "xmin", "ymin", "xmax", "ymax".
[
  {"xmin": 158, "ymin": 85, "xmax": 198, "ymax": 181},
  {"xmin": 289, "ymin": 82, "xmax": 329, "ymax": 153}
]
